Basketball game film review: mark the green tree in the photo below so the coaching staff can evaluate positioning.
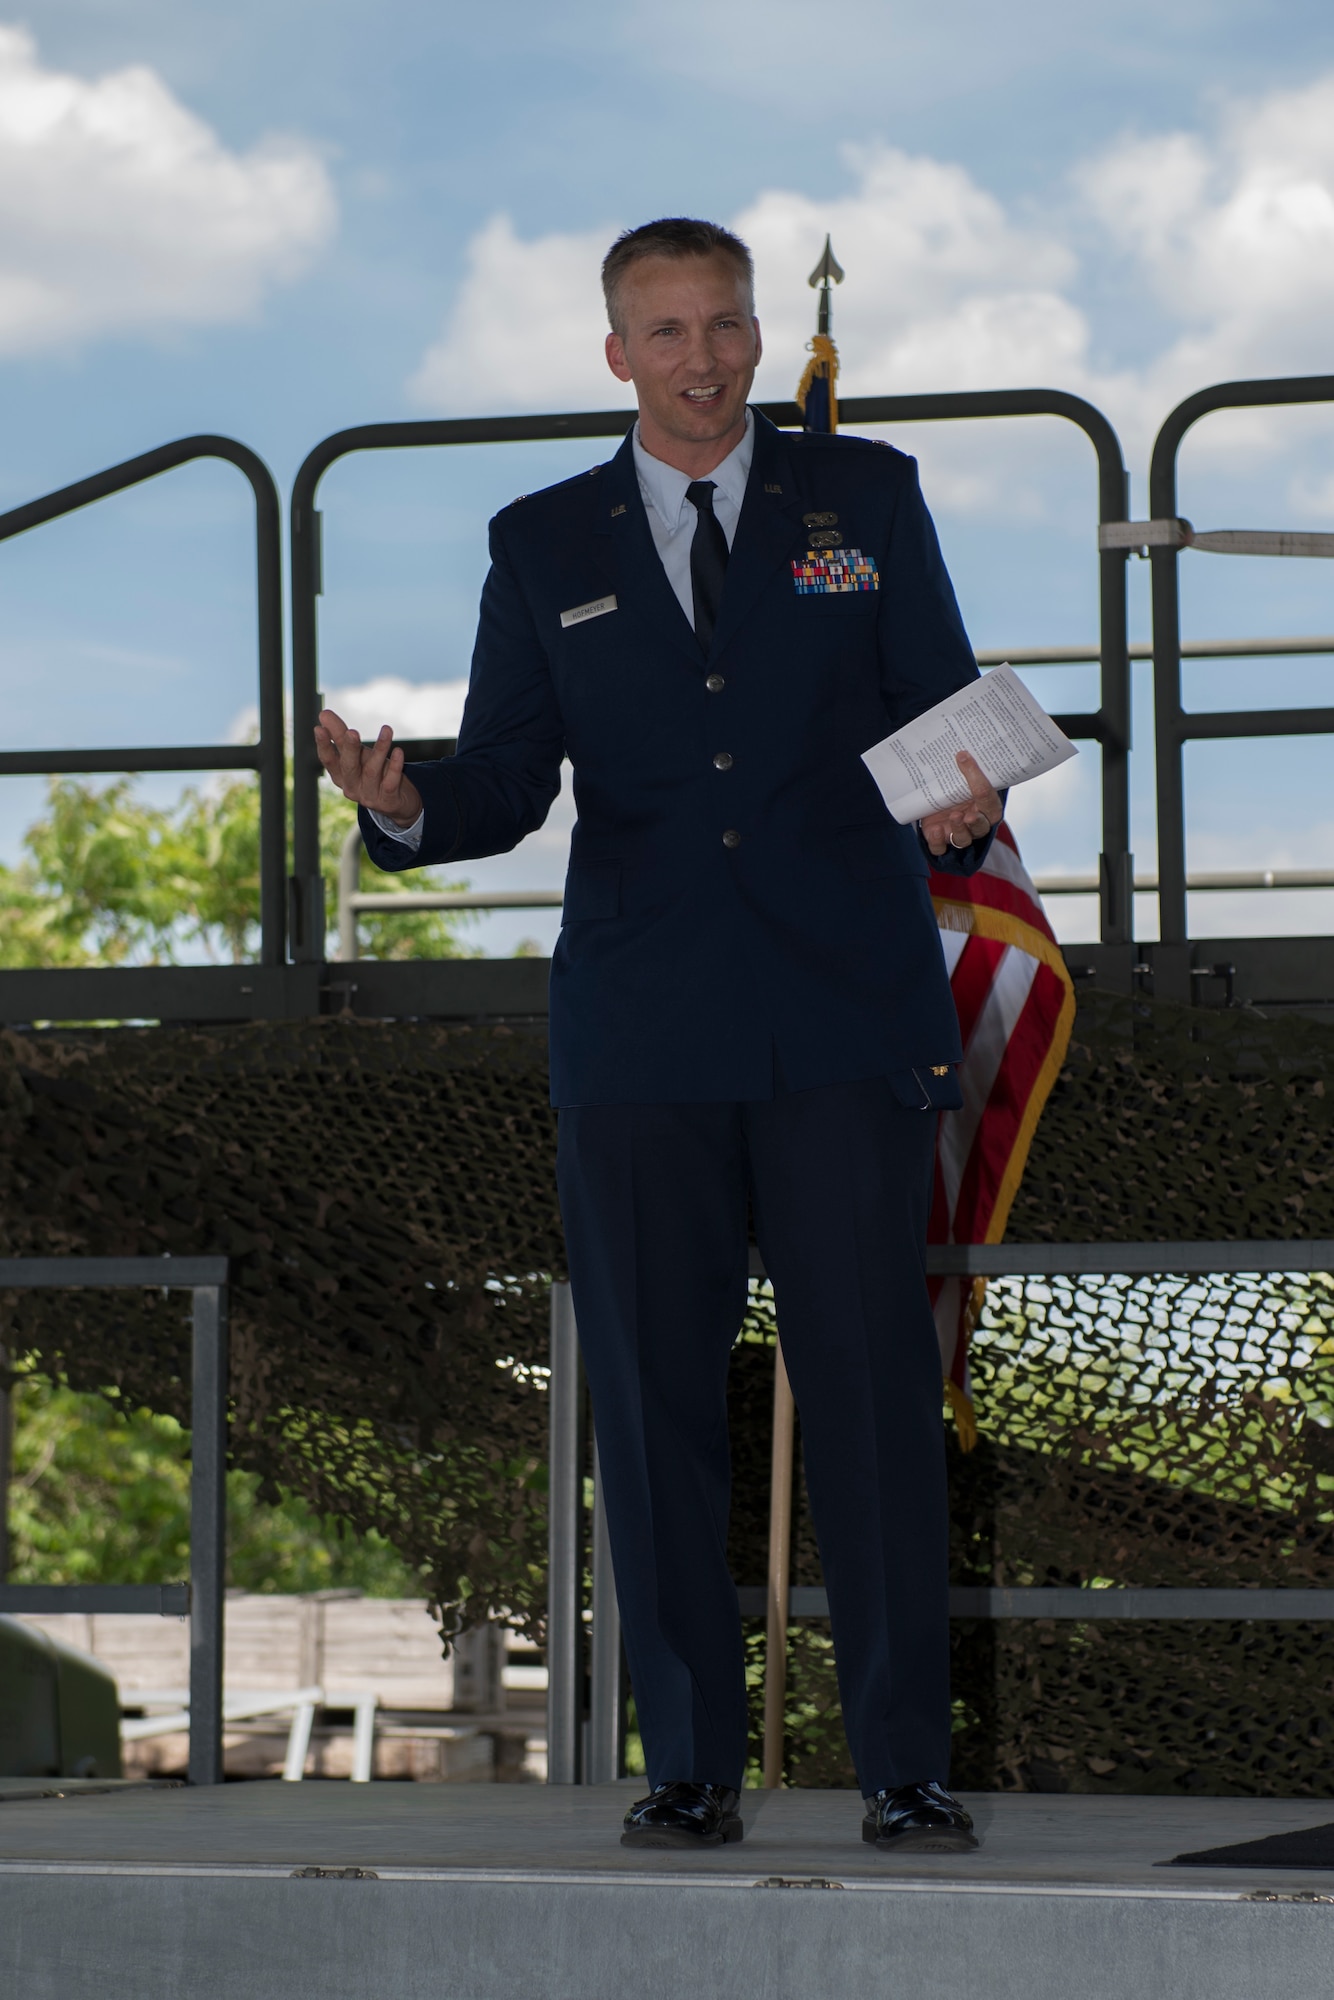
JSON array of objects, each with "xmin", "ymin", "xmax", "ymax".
[
  {"xmin": 0, "ymin": 772, "xmax": 477, "ymax": 967},
  {"xmin": 7, "ymin": 1370, "xmax": 422, "ymax": 1597}
]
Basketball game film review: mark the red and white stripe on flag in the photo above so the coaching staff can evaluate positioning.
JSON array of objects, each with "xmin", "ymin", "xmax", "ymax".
[{"xmin": 928, "ymin": 822, "xmax": 1075, "ymax": 1448}]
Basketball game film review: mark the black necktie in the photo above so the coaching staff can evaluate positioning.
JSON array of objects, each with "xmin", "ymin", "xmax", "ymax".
[{"xmin": 686, "ymin": 480, "xmax": 730, "ymax": 650}]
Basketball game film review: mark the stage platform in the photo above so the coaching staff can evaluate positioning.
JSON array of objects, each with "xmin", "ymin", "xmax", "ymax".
[{"xmin": 2, "ymin": 1782, "xmax": 1332, "ymax": 1999}]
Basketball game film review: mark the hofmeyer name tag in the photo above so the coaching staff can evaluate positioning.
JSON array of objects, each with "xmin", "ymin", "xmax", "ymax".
[{"xmin": 560, "ymin": 594, "xmax": 618, "ymax": 628}]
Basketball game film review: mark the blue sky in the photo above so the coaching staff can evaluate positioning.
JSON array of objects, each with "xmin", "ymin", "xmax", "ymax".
[{"xmin": 4, "ymin": 2, "xmax": 1334, "ymax": 955}]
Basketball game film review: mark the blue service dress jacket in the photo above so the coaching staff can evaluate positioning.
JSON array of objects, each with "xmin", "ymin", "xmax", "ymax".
[{"xmin": 359, "ymin": 409, "xmax": 993, "ymax": 1107}]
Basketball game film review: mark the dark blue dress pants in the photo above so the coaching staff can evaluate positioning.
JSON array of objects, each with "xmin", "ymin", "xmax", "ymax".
[{"xmin": 556, "ymin": 1075, "xmax": 951, "ymax": 1796}]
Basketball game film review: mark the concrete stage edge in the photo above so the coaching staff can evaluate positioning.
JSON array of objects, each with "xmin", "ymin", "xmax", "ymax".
[{"xmin": 3, "ymin": 1785, "xmax": 1333, "ymax": 1999}]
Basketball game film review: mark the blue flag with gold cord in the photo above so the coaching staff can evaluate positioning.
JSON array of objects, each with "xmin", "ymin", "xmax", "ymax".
[{"xmin": 794, "ymin": 236, "xmax": 844, "ymax": 433}]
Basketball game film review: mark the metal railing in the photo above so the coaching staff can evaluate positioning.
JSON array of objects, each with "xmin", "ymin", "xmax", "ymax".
[
  {"xmin": 1144, "ymin": 375, "xmax": 1334, "ymax": 996},
  {"xmin": 331, "ymin": 633, "xmax": 1334, "ymax": 950},
  {"xmin": 0, "ymin": 437, "xmax": 287, "ymax": 967},
  {"xmin": 0, "ymin": 1256, "xmax": 230, "ymax": 1786},
  {"xmin": 0, "ymin": 373, "xmax": 1329, "ymax": 1016},
  {"xmin": 547, "ymin": 1242, "xmax": 1334, "ymax": 1783},
  {"xmin": 290, "ymin": 390, "xmax": 1133, "ymax": 960},
  {"xmin": 334, "ymin": 822, "xmax": 562, "ymax": 962}
]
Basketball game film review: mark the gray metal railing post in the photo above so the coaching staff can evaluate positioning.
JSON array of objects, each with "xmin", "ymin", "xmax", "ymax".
[
  {"xmin": 1147, "ymin": 373, "xmax": 1334, "ymax": 981},
  {"xmin": 546, "ymin": 1280, "xmax": 583, "ymax": 1783},
  {"xmin": 188, "ymin": 1282, "xmax": 229, "ymax": 1786},
  {"xmin": 0, "ymin": 1340, "xmax": 10, "ymax": 1582},
  {"xmin": 587, "ymin": 1443, "xmax": 623, "ymax": 1785}
]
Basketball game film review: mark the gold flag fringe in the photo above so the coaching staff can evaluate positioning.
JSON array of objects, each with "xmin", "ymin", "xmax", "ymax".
[{"xmin": 794, "ymin": 332, "xmax": 840, "ymax": 429}]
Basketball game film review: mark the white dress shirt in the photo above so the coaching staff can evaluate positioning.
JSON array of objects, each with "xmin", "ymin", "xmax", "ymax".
[
  {"xmin": 630, "ymin": 406, "xmax": 753, "ymax": 625},
  {"xmin": 371, "ymin": 411, "xmax": 755, "ymax": 852}
]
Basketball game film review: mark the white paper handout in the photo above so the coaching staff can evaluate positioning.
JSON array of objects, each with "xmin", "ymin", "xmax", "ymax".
[{"xmin": 862, "ymin": 663, "xmax": 1078, "ymax": 825}]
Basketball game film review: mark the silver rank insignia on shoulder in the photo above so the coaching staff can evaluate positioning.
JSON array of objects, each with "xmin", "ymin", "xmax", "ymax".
[
  {"xmin": 560, "ymin": 594, "xmax": 618, "ymax": 628},
  {"xmin": 803, "ymin": 510, "xmax": 838, "ymax": 527}
]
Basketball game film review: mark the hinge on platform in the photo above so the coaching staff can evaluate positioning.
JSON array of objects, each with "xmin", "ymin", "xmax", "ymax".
[
  {"xmin": 291, "ymin": 1866, "xmax": 379, "ymax": 1881},
  {"xmin": 753, "ymin": 1876, "xmax": 845, "ymax": 1890}
]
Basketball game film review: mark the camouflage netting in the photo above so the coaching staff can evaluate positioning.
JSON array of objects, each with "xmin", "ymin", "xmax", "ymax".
[
  {"xmin": 0, "ymin": 1020, "xmax": 564, "ymax": 1638},
  {"xmin": 2, "ymin": 986, "xmax": 1333, "ymax": 1793}
]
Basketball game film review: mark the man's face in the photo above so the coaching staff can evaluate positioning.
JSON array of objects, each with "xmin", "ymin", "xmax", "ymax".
[{"xmin": 605, "ymin": 252, "xmax": 761, "ymax": 466}]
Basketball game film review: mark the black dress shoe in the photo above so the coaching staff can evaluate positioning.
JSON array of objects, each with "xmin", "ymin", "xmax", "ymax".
[
  {"xmin": 862, "ymin": 1779, "xmax": 978, "ymax": 1853},
  {"xmin": 621, "ymin": 1781, "xmax": 744, "ymax": 1849}
]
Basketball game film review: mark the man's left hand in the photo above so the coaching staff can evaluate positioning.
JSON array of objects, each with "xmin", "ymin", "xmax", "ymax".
[{"xmin": 919, "ymin": 751, "xmax": 1003, "ymax": 858}]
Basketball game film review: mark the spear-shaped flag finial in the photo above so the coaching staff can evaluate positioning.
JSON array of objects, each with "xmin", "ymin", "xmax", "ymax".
[
  {"xmin": 796, "ymin": 237, "xmax": 844, "ymax": 432},
  {"xmin": 807, "ymin": 235, "xmax": 845, "ymax": 307}
]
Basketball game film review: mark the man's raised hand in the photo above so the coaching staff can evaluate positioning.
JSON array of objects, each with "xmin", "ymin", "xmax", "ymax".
[
  {"xmin": 314, "ymin": 710, "xmax": 423, "ymax": 829},
  {"xmin": 918, "ymin": 750, "xmax": 1003, "ymax": 859}
]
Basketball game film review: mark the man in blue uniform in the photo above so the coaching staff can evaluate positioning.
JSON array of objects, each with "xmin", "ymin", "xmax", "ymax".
[{"xmin": 316, "ymin": 218, "xmax": 1002, "ymax": 1853}]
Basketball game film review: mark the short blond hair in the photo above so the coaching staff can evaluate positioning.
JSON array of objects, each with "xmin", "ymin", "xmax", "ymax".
[{"xmin": 602, "ymin": 218, "xmax": 754, "ymax": 336}]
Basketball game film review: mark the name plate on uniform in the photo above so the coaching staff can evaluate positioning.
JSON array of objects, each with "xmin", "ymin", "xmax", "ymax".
[
  {"xmin": 791, "ymin": 550, "xmax": 879, "ymax": 595},
  {"xmin": 561, "ymin": 594, "xmax": 618, "ymax": 628}
]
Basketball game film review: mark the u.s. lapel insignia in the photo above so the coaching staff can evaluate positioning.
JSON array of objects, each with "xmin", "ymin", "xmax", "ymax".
[
  {"xmin": 791, "ymin": 550, "xmax": 879, "ymax": 595},
  {"xmin": 764, "ymin": 482, "xmax": 783, "ymax": 494},
  {"xmin": 930, "ymin": 1066, "xmax": 952, "ymax": 1076},
  {"xmin": 610, "ymin": 503, "xmax": 626, "ymax": 517}
]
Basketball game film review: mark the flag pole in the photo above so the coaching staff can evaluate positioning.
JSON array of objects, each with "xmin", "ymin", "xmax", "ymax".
[
  {"xmin": 763, "ymin": 235, "xmax": 847, "ymax": 1788},
  {"xmin": 762, "ymin": 1336, "xmax": 795, "ymax": 1788}
]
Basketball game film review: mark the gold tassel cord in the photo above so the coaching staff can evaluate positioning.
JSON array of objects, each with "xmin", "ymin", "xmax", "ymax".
[
  {"xmin": 944, "ymin": 1375, "xmax": 979, "ymax": 1454},
  {"xmin": 794, "ymin": 332, "xmax": 840, "ymax": 431}
]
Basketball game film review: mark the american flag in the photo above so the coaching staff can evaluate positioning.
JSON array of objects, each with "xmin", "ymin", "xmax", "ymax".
[{"xmin": 928, "ymin": 822, "xmax": 1076, "ymax": 1447}]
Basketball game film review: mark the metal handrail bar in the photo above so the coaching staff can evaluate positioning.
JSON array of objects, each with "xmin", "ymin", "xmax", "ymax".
[
  {"xmin": 344, "ymin": 870, "xmax": 1334, "ymax": 922},
  {"xmin": 0, "ymin": 1255, "xmax": 228, "ymax": 1286},
  {"xmin": 1037, "ymin": 869, "xmax": 1334, "ymax": 896},
  {"xmin": 0, "ymin": 1584, "xmax": 189, "ymax": 1615},
  {"xmin": 352, "ymin": 889, "xmax": 564, "ymax": 914},
  {"xmin": 978, "ymin": 635, "xmax": 1334, "ymax": 666},
  {"xmin": 292, "ymin": 389, "xmax": 1131, "ymax": 960},
  {"xmin": 921, "ymin": 1239, "xmax": 1334, "ymax": 1276},
  {"xmin": 0, "ymin": 1254, "xmax": 230, "ymax": 1786},
  {"xmin": 0, "ymin": 437, "xmax": 286, "ymax": 965},
  {"xmin": 1148, "ymin": 376, "xmax": 1334, "ymax": 954},
  {"xmin": 734, "ymin": 1585, "xmax": 1334, "ymax": 1621},
  {"xmin": 0, "ymin": 747, "xmax": 265, "ymax": 777}
]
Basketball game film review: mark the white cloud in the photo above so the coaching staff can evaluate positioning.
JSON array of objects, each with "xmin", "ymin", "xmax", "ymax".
[
  {"xmin": 322, "ymin": 675, "xmax": 471, "ymax": 741},
  {"xmin": 229, "ymin": 676, "xmax": 470, "ymax": 749},
  {"xmin": 0, "ymin": 25, "xmax": 335, "ymax": 353},
  {"xmin": 406, "ymin": 150, "xmax": 1081, "ymax": 424},
  {"xmin": 740, "ymin": 146, "xmax": 1079, "ymax": 402},
  {"xmin": 406, "ymin": 74, "xmax": 1334, "ymax": 499},
  {"xmin": 408, "ymin": 212, "xmax": 632, "ymax": 413},
  {"xmin": 1074, "ymin": 77, "xmax": 1334, "ymax": 441}
]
